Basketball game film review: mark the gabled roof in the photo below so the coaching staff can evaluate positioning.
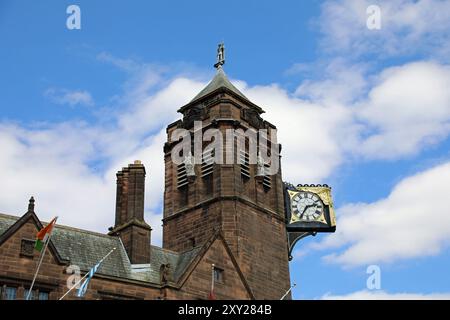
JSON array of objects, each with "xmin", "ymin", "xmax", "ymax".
[
  {"xmin": 175, "ymin": 229, "xmax": 255, "ymax": 299},
  {"xmin": 0, "ymin": 211, "xmax": 253, "ymax": 298},
  {"xmin": 0, "ymin": 211, "xmax": 69, "ymax": 265},
  {"xmin": 0, "ymin": 212, "xmax": 210, "ymax": 286},
  {"xmin": 190, "ymin": 67, "xmax": 248, "ymax": 103}
]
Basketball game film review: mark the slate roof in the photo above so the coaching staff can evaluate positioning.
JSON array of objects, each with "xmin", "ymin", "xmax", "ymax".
[
  {"xmin": 0, "ymin": 213, "xmax": 201, "ymax": 286},
  {"xmin": 190, "ymin": 67, "xmax": 248, "ymax": 102},
  {"xmin": 0, "ymin": 213, "xmax": 16, "ymax": 234}
]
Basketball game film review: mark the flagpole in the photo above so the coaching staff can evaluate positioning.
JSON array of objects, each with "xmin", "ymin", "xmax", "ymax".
[
  {"xmin": 59, "ymin": 247, "xmax": 116, "ymax": 300},
  {"xmin": 26, "ymin": 217, "xmax": 58, "ymax": 300},
  {"xmin": 26, "ymin": 236, "xmax": 49, "ymax": 300},
  {"xmin": 280, "ymin": 283, "xmax": 296, "ymax": 300}
]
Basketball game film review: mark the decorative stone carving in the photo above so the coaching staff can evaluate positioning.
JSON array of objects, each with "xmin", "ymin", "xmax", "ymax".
[
  {"xmin": 242, "ymin": 108, "xmax": 264, "ymax": 129},
  {"xmin": 256, "ymin": 151, "xmax": 265, "ymax": 179},
  {"xmin": 183, "ymin": 105, "xmax": 203, "ymax": 128},
  {"xmin": 160, "ymin": 263, "xmax": 171, "ymax": 284},
  {"xmin": 183, "ymin": 152, "xmax": 196, "ymax": 182},
  {"xmin": 20, "ymin": 239, "xmax": 35, "ymax": 258}
]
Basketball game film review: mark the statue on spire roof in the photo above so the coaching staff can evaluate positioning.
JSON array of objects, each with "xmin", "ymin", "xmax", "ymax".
[{"xmin": 214, "ymin": 43, "xmax": 225, "ymax": 69}]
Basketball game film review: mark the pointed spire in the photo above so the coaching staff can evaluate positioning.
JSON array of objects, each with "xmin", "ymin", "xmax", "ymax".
[
  {"xmin": 28, "ymin": 196, "xmax": 35, "ymax": 212},
  {"xmin": 190, "ymin": 67, "xmax": 247, "ymax": 102}
]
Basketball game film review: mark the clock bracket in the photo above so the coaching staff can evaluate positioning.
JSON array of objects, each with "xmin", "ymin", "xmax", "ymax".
[{"xmin": 287, "ymin": 231, "xmax": 317, "ymax": 261}]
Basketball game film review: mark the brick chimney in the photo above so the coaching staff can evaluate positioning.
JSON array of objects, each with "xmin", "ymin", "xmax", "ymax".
[{"xmin": 109, "ymin": 160, "xmax": 151, "ymax": 264}]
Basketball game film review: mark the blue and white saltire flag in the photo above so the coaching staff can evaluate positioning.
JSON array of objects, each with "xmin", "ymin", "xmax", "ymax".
[{"xmin": 77, "ymin": 262, "xmax": 101, "ymax": 298}]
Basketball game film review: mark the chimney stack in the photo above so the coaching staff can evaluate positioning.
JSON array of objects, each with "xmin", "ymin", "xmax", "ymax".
[{"xmin": 109, "ymin": 160, "xmax": 151, "ymax": 264}]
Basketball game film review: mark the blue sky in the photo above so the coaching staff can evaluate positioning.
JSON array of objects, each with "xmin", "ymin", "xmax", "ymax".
[{"xmin": 1, "ymin": 0, "xmax": 450, "ymax": 299}]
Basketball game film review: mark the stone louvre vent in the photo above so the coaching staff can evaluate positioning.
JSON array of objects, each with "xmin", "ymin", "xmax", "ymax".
[
  {"xmin": 177, "ymin": 163, "xmax": 188, "ymax": 188},
  {"xmin": 201, "ymin": 150, "xmax": 214, "ymax": 178},
  {"xmin": 239, "ymin": 149, "xmax": 250, "ymax": 179}
]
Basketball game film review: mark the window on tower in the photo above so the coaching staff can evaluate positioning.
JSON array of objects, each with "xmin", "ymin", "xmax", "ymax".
[{"xmin": 213, "ymin": 267, "xmax": 224, "ymax": 283}]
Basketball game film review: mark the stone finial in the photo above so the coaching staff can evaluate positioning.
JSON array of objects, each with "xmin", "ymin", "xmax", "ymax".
[{"xmin": 28, "ymin": 196, "xmax": 35, "ymax": 212}]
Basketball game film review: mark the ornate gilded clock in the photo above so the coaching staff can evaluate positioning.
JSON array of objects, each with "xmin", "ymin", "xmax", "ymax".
[{"xmin": 284, "ymin": 183, "xmax": 336, "ymax": 232}]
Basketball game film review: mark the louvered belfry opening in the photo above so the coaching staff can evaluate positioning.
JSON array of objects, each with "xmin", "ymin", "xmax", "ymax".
[
  {"xmin": 239, "ymin": 149, "xmax": 250, "ymax": 180},
  {"xmin": 177, "ymin": 163, "xmax": 188, "ymax": 189},
  {"xmin": 201, "ymin": 148, "xmax": 214, "ymax": 178},
  {"xmin": 262, "ymin": 163, "xmax": 272, "ymax": 190},
  {"xmin": 202, "ymin": 146, "xmax": 214, "ymax": 196}
]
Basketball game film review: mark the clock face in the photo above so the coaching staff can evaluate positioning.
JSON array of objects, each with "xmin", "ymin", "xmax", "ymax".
[{"xmin": 291, "ymin": 191, "xmax": 324, "ymax": 221}]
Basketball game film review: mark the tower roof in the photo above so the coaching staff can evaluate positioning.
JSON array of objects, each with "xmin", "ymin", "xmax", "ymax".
[
  {"xmin": 190, "ymin": 66, "xmax": 248, "ymax": 103},
  {"xmin": 178, "ymin": 44, "xmax": 264, "ymax": 114}
]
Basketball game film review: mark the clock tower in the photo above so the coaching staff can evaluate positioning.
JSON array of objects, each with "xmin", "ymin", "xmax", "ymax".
[{"xmin": 162, "ymin": 45, "xmax": 291, "ymax": 299}]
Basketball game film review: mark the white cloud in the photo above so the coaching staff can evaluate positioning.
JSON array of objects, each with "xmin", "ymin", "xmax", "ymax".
[
  {"xmin": 0, "ymin": 120, "xmax": 169, "ymax": 239},
  {"xmin": 356, "ymin": 61, "xmax": 450, "ymax": 159},
  {"xmin": 294, "ymin": 59, "xmax": 368, "ymax": 104},
  {"xmin": 244, "ymin": 84, "xmax": 355, "ymax": 183},
  {"xmin": 0, "ymin": 48, "xmax": 210, "ymax": 250},
  {"xmin": 313, "ymin": 161, "xmax": 450, "ymax": 267},
  {"xmin": 44, "ymin": 88, "xmax": 94, "ymax": 107},
  {"xmin": 319, "ymin": 0, "xmax": 450, "ymax": 60},
  {"xmin": 0, "ymin": 122, "xmax": 112, "ymax": 229},
  {"xmin": 0, "ymin": 62, "xmax": 207, "ymax": 244},
  {"xmin": 285, "ymin": 60, "xmax": 450, "ymax": 161},
  {"xmin": 322, "ymin": 290, "xmax": 450, "ymax": 300},
  {"xmin": 118, "ymin": 77, "xmax": 204, "ymax": 135}
]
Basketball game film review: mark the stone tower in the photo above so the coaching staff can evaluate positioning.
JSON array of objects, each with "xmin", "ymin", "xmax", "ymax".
[{"xmin": 162, "ymin": 57, "xmax": 291, "ymax": 299}]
